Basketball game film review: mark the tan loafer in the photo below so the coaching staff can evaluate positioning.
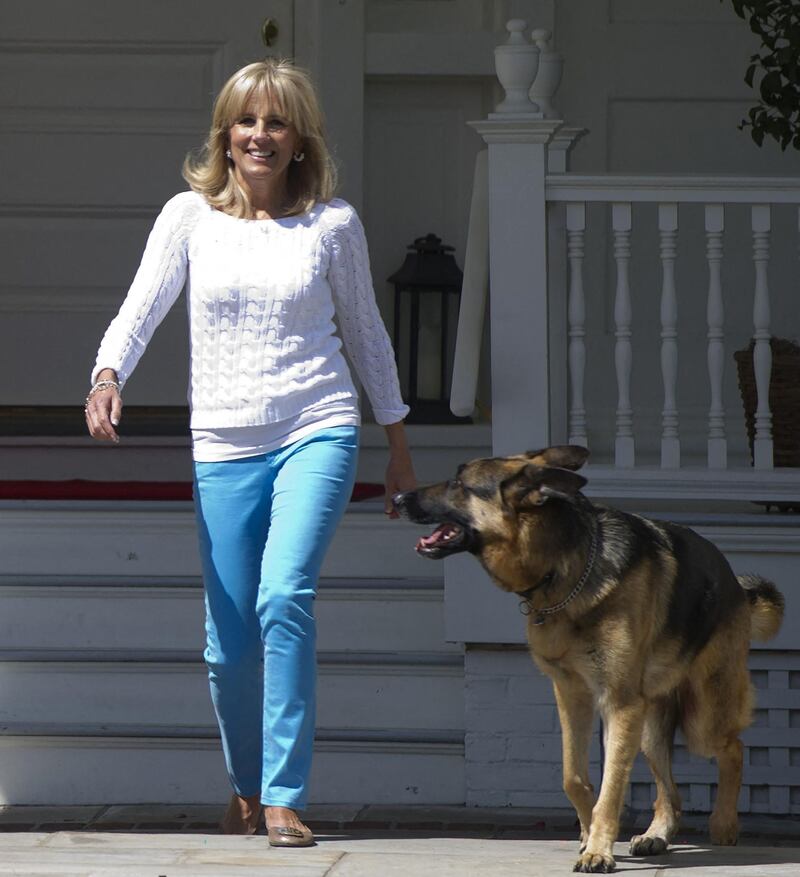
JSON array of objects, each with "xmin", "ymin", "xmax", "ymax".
[{"xmin": 267, "ymin": 824, "xmax": 315, "ymax": 847}]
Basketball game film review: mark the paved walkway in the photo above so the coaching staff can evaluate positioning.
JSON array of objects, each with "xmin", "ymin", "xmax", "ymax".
[{"xmin": 1, "ymin": 805, "xmax": 798, "ymax": 876}]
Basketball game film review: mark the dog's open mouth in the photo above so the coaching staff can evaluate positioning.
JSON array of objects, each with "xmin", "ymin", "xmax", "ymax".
[{"xmin": 416, "ymin": 522, "xmax": 466, "ymax": 557}]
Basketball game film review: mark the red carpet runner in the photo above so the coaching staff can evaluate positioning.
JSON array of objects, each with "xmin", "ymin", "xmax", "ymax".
[{"xmin": 0, "ymin": 481, "xmax": 385, "ymax": 502}]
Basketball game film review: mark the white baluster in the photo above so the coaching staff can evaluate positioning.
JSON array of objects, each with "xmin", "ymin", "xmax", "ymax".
[
  {"xmin": 705, "ymin": 204, "xmax": 727, "ymax": 469},
  {"xmin": 752, "ymin": 205, "xmax": 773, "ymax": 469},
  {"xmin": 613, "ymin": 203, "xmax": 635, "ymax": 467},
  {"xmin": 567, "ymin": 202, "xmax": 587, "ymax": 447},
  {"xmin": 659, "ymin": 203, "xmax": 680, "ymax": 468}
]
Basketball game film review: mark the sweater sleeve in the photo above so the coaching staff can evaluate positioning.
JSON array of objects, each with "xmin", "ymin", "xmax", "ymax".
[
  {"xmin": 326, "ymin": 205, "xmax": 410, "ymax": 426},
  {"xmin": 91, "ymin": 192, "xmax": 201, "ymax": 388}
]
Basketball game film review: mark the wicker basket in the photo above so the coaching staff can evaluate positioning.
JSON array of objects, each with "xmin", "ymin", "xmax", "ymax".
[{"xmin": 734, "ymin": 337, "xmax": 800, "ymax": 467}]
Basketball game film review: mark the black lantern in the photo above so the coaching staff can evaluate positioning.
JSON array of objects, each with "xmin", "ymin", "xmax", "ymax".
[{"xmin": 388, "ymin": 234, "xmax": 469, "ymax": 424}]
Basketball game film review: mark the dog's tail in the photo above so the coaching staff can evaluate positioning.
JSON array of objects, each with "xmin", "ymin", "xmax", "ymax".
[{"xmin": 739, "ymin": 575, "xmax": 785, "ymax": 641}]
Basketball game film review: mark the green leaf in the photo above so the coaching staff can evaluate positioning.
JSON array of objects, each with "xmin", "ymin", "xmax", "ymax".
[
  {"xmin": 731, "ymin": 0, "xmax": 800, "ymax": 149},
  {"xmin": 784, "ymin": 64, "xmax": 800, "ymax": 84},
  {"xmin": 760, "ymin": 70, "xmax": 783, "ymax": 100}
]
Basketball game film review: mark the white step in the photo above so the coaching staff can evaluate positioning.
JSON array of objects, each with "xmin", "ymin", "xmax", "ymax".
[
  {"xmin": 0, "ymin": 501, "xmax": 466, "ymax": 805},
  {"xmin": 0, "ymin": 502, "xmax": 436, "ymax": 579},
  {"xmin": 0, "ymin": 655, "xmax": 464, "ymax": 732},
  {"xmin": 0, "ymin": 577, "xmax": 457, "ymax": 655},
  {"xmin": 0, "ymin": 736, "xmax": 465, "ymax": 805}
]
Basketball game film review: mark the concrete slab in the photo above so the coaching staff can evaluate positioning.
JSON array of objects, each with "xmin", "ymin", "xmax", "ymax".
[
  {"xmin": 0, "ymin": 831, "xmax": 798, "ymax": 876},
  {"xmin": 178, "ymin": 847, "xmax": 342, "ymax": 873},
  {"xmin": 0, "ymin": 832, "xmax": 51, "ymax": 846},
  {"xmin": 0, "ymin": 804, "xmax": 799, "ymax": 877},
  {"xmin": 326, "ymin": 849, "xmax": 586, "ymax": 877},
  {"xmin": 42, "ymin": 830, "xmax": 251, "ymax": 850}
]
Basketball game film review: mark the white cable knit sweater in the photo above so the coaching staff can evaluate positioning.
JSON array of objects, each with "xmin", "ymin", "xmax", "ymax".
[{"xmin": 93, "ymin": 192, "xmax": 409, "ymax": 428}]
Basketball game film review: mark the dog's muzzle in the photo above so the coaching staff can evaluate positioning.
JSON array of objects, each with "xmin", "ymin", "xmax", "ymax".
[{"xmin": 392, "ymin": 491, "xmax": 472, "ymax": 558}]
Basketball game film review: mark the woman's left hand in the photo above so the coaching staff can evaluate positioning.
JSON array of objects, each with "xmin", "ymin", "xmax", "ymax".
[{"xmin": 384, "ymin": 450, "xmax": 417, "ymax": 518}]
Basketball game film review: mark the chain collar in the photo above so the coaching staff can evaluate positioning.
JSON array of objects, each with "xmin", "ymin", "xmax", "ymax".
[{"xmin": 519, "ymin": 523, "xmax": 599, "ymax": 625}]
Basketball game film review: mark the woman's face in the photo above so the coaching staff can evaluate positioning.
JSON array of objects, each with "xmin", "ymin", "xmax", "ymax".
[{"xmin": 227, "ymin": 93, "xmax": 301, "ymax": 193}]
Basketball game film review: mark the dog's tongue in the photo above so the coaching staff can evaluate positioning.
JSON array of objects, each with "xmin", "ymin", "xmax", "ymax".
[{"xmin": 416, "ymin": 523, "xmax": 459, "ymax": 551}]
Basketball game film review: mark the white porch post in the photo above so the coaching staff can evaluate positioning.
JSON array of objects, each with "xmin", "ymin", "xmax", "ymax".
[
  {"xmin": 468, "ymin": 118, "xmax": 561, "ymax": 454},
  {"xmin": 446, "ymin": 22, "xmax": 560, "ymax": 644}
]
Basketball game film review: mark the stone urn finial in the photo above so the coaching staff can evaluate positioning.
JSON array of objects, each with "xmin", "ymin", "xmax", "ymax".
[
  {"xmin": 530, "ymin": 28, "xmax": 563, "ymax": 119},
  {"xmin": 493, "ymin": 19, "xmax": 540, "ymax": 114}
]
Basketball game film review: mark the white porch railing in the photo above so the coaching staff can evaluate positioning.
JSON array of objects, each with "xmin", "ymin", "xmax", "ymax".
[
  {"xmin": 454, "ymin": 22, "xmax": 800, "ymax": 502},
  {"xmin": 547, "ymin": 175, "xmax": 800, "ymax": 482}
]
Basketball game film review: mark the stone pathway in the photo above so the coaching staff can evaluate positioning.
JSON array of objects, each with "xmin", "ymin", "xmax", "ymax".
[{"xmin": 0, "ymin": 805, "xmax": 798, "ymax": 876}]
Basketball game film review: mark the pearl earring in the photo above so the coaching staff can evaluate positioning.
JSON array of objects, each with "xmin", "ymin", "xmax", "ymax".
[{"xmin": 225, "ymin": 149, "xmax": 232, "ymax": 160}]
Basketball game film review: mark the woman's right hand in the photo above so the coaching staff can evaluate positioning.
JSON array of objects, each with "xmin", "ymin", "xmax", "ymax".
[{"xmin": 85, "ymin": 371, "xmax": 123, "ymax": 443}]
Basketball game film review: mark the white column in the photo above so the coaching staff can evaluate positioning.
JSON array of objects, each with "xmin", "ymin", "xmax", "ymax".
[
  {"xmin": 752, "ymin": 204, "xmax": 774, "ymax": 469},
  {"xmin": 659, "ymin": 203, "xmax": 680, "ymax": 468},
  {"xmin": 567, "ymin": 202, "xmax": 587, "ymax": 448},
  {"xmin": 705, "ymin": 204, "xmax": 727, "ymax": 469},
  {"xmin": 448, "ymin": 21, "xmax": 562, "ymax": 649},
  {"xmin": 469, "ymin": 117, "xmax": 562, "ymax": 455},
  {"xmin": 612, "ymin": 203, "xmax": 635, "ymax": 467}
]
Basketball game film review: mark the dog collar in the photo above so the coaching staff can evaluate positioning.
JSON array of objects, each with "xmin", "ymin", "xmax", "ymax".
[{"xmin": 519, "ymin": 524, "xmax": 598, "ymax": 625}]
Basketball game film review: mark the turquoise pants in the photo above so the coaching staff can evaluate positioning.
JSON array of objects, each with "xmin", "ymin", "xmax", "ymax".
[{"xmin": 193, "ymin": 426, "xmax": 359, "ymax": 808}]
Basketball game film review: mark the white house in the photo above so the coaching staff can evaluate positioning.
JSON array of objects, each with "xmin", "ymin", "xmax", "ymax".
[{"xmin": 0, "ymin": 0, "xmax": 798, "ymax": 819}]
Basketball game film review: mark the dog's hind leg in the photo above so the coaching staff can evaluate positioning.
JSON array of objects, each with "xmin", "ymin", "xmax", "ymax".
[
  {"xmin": 684, "ymin": 622, "xmax": 751, "ymax": 846},
  {"xmin": 552, "ymin": 677, "xmax": 596, "ymax": 850},
  {"xmin": 575, "ymin": 696, "xmax": 646, "ymax": 873},
  {"xmin": 709, "ymin": 735, "xmax": 743, "ymax": 845},
  {"xmin": 629, "ymin": 696, "xmax": 681, "ymax": 856}
]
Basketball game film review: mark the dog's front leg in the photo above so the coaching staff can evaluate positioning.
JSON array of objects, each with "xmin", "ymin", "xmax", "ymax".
[
  {"xmin": 552, "ymin": 677, "xmax": 596, "ymax": 850},
  {"xmin": 575, "ymin": 698, "xmax": 646, "ymax": 874}
]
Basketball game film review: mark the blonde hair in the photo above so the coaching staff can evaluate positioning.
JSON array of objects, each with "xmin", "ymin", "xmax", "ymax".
[{"xmin": 183, "ymin": 58, "xmax": 337, "ymax": 218}]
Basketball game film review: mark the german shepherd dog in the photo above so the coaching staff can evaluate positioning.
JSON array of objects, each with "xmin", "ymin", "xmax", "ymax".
[{"xmin": 393, "ymin": 445, "xmax": 784, "ymax": 873}]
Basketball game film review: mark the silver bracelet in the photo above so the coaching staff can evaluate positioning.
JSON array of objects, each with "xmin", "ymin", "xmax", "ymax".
[{"xmin": 85, "ymin": 379, "xmax": 121, "ymax": 410}]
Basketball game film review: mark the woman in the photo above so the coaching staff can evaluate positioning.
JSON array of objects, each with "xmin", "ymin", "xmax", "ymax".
[{"xmin": 85, "ymin": 58, "xmax": 415, "ymax": 847}]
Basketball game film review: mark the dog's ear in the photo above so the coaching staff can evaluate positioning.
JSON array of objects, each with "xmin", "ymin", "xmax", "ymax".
[
  {"xmin": 523, "ymin": 445, "xmax": 589, "ymax": 471},
  {"xmin": 501, "ymin": 465, "xmax": 587, "ymax": 510}
]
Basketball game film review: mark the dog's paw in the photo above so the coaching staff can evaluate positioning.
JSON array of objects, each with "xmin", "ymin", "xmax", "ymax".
[
  {"xmin": 709, "ymin": 816, "xmax": 738, "ymax": 846},
  {"xmin": 573, "ymin": 851, "xmax": 616, "ymax": 873},
  {"xmin": 629, "ymin": 833, "xmax": 668, "ymax": 856}
]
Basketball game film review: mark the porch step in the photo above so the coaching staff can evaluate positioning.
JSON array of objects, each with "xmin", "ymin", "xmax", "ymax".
[
  {"xmin": 0, "ymin": 500, "xmax": 436, "ymax": 579},
  {"xmin": 0, "ymin": 575, "xmax": 458, "ymax": 655},
  {"xmin": 0, "ymin": 651, "xmax": 464, "ymax": 731},
  {"xmin": 0, "ymin": 502, "xmax": 465, "ymax": 805},
  {"xmin": 0, "ymin": 734, "xmax": 464, "ymax": 805}
]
